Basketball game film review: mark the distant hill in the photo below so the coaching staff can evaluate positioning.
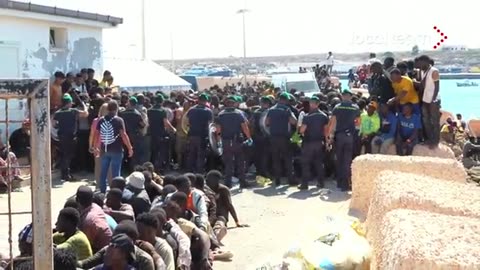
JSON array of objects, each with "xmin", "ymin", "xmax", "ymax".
[{"xmin": 155, "ymin": 49, "xmax": 480, "ymax": 68}]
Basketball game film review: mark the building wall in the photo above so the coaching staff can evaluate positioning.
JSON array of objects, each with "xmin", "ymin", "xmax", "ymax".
[{"xmin": 0, "ymin": 15, "xmax": 103, "ymax": 79}]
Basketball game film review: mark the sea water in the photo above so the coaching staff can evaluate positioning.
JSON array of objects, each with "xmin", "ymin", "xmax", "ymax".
[{"xmin": 340, "ymin": 79, "xmax": 480, "ymax": 119}]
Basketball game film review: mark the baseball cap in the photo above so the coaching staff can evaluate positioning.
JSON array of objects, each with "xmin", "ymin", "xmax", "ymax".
[
  {"xmin": 260, "ymin": 96, "xmax": 273, "ymax": 104},
  {"xmin": 279, "ymin": 92, "xmax": 290, "ymax": 100},
  {"xmin": 62, "ymin": 93, "xmax": 73, "ymax": 103},
  {"xmin": 129, "ymin": 97, "xmax": 138, "ymax": 104},
  {"xmin": 199, "ymin": 93, "xmax": 210, "ymax": 101},
  {"xmin": 310, "ymin": 96, "xmax": 320, "ymax": 103},
  {"xmin": 126, "ymin": 172, "xmax": 145, "ymax": 190},
  {"xmin": 342, "ymin": 89, "xmax": 353, "ymax": 96}
]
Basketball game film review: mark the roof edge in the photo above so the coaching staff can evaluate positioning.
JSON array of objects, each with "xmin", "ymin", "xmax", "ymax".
[{"xmin": 0, "ymin": 0, "xmax": 123, "ymax": 26}]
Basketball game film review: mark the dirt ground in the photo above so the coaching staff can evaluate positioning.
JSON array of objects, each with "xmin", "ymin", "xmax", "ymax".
[{"xmin": 0, "ymin": 179, "xmax": 351, "ymax": 269}]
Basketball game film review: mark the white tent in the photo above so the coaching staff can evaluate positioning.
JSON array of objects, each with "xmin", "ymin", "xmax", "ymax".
[{"xmin": 103, "ymin": 58, "xmax": 191, "ymax": 93}]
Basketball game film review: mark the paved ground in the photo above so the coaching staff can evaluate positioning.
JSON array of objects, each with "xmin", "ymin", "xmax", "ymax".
[{"xmin": 0, "ymin": 178, "xmax": 351, "ymax": 269}]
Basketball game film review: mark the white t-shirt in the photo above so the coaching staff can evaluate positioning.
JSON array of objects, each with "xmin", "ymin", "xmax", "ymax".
[{"xmin": 326, "ymin": 55, "xmax": 334, "ymax": 65}]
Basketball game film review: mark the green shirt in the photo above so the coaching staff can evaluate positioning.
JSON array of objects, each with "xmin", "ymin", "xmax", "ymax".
[
  {"xmin": 359, "ymin": 111, "xmax": 380, "ymax": 136},
  {"xmin": 53, "ymin": 230, "xmax": 93, "ymax": 260}
]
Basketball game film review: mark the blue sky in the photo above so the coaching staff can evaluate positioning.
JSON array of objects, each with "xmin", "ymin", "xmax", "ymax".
[{"xmin": 21, "ymin": 0, "xmax": 479, "ymax": 59}]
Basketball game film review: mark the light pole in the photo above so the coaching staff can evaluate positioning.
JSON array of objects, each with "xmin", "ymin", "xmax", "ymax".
[
  {"xmin": 140, "ymin": 0, "xmax": 146, "ymax": 60},
  {"xmin": 236, "ymin": 8, "xmax": 249, "ymax": 87}
]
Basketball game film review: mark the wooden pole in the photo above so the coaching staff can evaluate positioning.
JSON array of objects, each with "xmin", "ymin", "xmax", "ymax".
[{"xmin": 29, "ymin": 80, "xmax": 53, "ymax": 270}]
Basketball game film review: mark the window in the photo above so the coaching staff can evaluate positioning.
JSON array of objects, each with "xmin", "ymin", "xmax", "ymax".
[{"xmin": 49, "ymin": 27, "xmax": 68, "ymax": 50}]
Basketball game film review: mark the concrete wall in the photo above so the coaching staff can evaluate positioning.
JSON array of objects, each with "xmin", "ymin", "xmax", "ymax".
[{"xmin": 0, "ymin": 15, "xmax": 103, "ymax": 79}]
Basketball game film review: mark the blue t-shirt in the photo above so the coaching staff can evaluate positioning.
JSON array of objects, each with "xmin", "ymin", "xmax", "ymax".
[
  {"xmin": 380, "ymin": 112, "xmax": 398, "ymax": 140},
  {"xmin": 398, "ymin": 113, "xmax": 421, "ymax": 138}
]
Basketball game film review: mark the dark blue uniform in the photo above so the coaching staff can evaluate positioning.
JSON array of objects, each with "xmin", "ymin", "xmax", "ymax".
[
  {"xmin": 217, "ymin": 108, "xmax": 246, "ymax": 187},
  {"xmin": 186, "ymin": 104, "xmax": 213, "ymax": 173},
  {"xmin": 332, "ymin": 101, "xmax": 360, "ymax": 190},
  {"xmin": 266, "ymin": 103, "xmax": 296, "ymax": 185},
  {"xmin": 148, "ymin": 105, "xmax": 169, "ymax": 171},
  {"xmin": 251, "ymin": 108, "xmax": 270, "ymax": 178},
  {"xmin": 53, "ymin": 107, "xmax": 80, "ymax": 180},
  {"xmin": 301, "ymin": 109, "xmax": 329, "ymax": 187},
  {"xmin": 119, "ymin": 108, "xmax": 145, "ymax": 170}
]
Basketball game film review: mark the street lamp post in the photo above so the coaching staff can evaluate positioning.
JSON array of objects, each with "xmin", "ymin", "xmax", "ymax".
[{"xmin": 236, "ymin": 8, "xmax": 249, "ymax": 87}]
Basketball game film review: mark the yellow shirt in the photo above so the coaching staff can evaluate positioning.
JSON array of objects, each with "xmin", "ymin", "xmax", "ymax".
[
  {"xmin": 392, "ymin": 76, "xmax": 419, "ymax": 105},
  {"xmin": 53, "ymin": 230, "xmax": 93, "ymax": 260}
]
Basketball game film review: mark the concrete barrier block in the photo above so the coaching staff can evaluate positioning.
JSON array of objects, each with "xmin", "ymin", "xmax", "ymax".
[{"xmin": 385, "ymin": 143, "xmax": 455, "ymax": 159}]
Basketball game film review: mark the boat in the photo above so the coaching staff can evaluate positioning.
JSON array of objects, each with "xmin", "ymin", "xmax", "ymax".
[
  {"xmin": 181, "ymin": 65, "xmax": 236, "ymax": 77},
  {"xmin": 456, "ymin": 80, "xmax": 479, "ymax": 87}
]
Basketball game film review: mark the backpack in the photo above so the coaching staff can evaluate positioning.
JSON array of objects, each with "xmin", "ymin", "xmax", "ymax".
[{"xmin": 99, "ymin": 116, "xmax": 119, "ymax": 151}]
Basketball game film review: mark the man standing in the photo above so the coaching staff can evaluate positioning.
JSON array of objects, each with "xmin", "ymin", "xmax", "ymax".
[
  {"xmin": 85, "ymin": 68, "xmax": 98, "ymax": 93},
  {"xmin": 298, "ymin": 96, "xmax": 329, "ymax": 190},
  {"xmin": 368, "ymin": 61, "xmax": 395, "ymax": 104},
  {"xmin": 383, "ymin": 57, "xmax": 395, "ymax": 80},
  {"xmin": 119, "ymin": 97, "xmax": 146, "ymax": 171},
  {"xmin": 148, "ymin": 94, "xmax": 176, "ymax": 172},
  {"xmin": 326, "ymin": 90, "xmax": 360, "ymax": 191},
  {"xmin": 326, "ymin": 52, "xmax": 334, "ymax": 74},
  {"xmin": 266, "ymin": 93, "xmax": 297, "ymax": 186},
  {"xmin": 216, "ymin": 96, "xmax": 253, "ymax": 188},
  {"xmin": 416, "ymin": 55, "xmax": 441, "ymax": 148},
  {"xmin": 50, "ymin": 71, "xmax": 66, "ymax": 113},
  {"xmin": 251, "ymin": 96, "xmax": 273, "ymax": 185},
  {"xmin": 53, "ymin": 93, "xmax": 88, "ymax": 181},
  {"xmin": 186, "ymin": 93, "xmax": 214, "ymax": 173}
]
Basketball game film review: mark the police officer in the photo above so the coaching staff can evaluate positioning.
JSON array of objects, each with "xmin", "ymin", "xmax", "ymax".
[
  {"xmin": 326, "ymin": 89, "xmax": 361, "ymax": 191},
  {"xmin": 119, "ymin": 96, "xmax": 146, "ymax": 171},
  {"xmin": 216, "ymin": 96, "xmax": 253, "ymax": 188},
  {"xmin": 266, "ymin": 92, "xmax": 297, "ymax": 186},
  {"xmin": 186, "ymin": 93, "xmax": 213, "ymax": 173},
  {"xmin": 298, "ymin": 96, "xmax": 329, "ymax": 190},
  {"xmin": 53, "ymin": 93, "xmax": 88, "ymax": 181},
  {"xmin": 148, "ymin": 94, "xmax": 176, "ymax": 172},
  {"xmin": 251, "ymin": 96, "xmax": 273, "ymax": 183}
]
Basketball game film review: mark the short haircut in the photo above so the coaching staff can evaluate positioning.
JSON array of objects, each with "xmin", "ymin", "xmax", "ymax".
[
  {"xmin": 87, "ymin": 68, "xmax": 95, "ymax": 74},
  {"xmin": 183, "ymin": 173, "xmax": 196, "ymax": 186},
  {"xmin": 64, "ymin": 197, "xmax": 78, "ymax": 209},
  {"xmin": 143, "ymin": 171, "xmax": 152, "ymax": 184},
  {"xmin": 143, "ymin": 162, "xmax": 154, "ymax": 171},
  {"xmin": 114, "ymin": 220, "xmax": 139, "ymax": 240},
  {"xmin": 163, "ymin": 175, "xmax": 176, "ymax": 186},
  {"xmin": 174, "ymin": 175, "xmax": 191, "ymax": 190},
  {"xmin": 390, "ymin": 68, "xmax": 401, "ymax": 75},
  {"xmin": 170, "ymin": 191, "xmax": 188, "ymax": 206},
  {"xmin": 206, "ymin": 170, "xmax": 222, "ymax": 182},
  {"xmin": 59, "ymin": 207, "xmax": 80, "ymax": 227},
  {"xmin": 76, "ymin": 186, "xmax": 93, "ymax": 207},
  {"xmin": 136, "ymin": 213, "xmax": 159, "ymax": 229},
  {"xmin": 53, "ymin": 248, "xmax": 77, "ymax": 270},
  {"xmin": 54, "ymin": 71, "xmax": 65, "ymax": 79},
  {"xmin": 150, "ymin": 208, "xmax": 167, "ymax": 225},
  {"xmin": 417, "ymin": 55, "xmax": 431, "ymax": 62},
  {"xmin": 108, "ymin": 188, "xmax": 123, "ymax": 200},
  {"xmin": 162, "ymin": 184, "xmax": 177, "ymax": 198},
  {"xmin": 194, "ymin": 174, "xmax": 205, "ymax": 189},
  {"xmin": 93, "ymin": 192, "xmax": 105, "ymax": 208},
  {"xmin": 15, "ymin": 259, "xmax": 33, "ymax": 270},
  {"xmin": 134, "ymin": 165, "xmax": 145, "ymax": 172},
  {"xmin": 107, "ymin": 100, "xmax": 119, "ymax": 113}
]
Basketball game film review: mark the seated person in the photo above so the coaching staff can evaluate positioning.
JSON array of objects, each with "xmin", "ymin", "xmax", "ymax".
[
  {"xmin": 92, "ymin": 192, "xmax": 118, "ymax": 232},
  {"xmin": 9, "ymin": 119, "xmax": 30, "ymax": 159},
  {"xmin": 53, "ymin": 207, "xmax": 93, "ymax": 260},
  {"xmin": 78, "ymin": 220, "xmax": 155, "ymax": 270},
  {"xmin": 372, "ymin": 103, "xmax": 397, "ymax": 154},
  {"xmin": 76, "ymin": 186, "xmax": 112, "ymax": 253},
  {"xmin": 143, "ymin": 162, "xmax": 163, "ymax": 185},
  {"xmin": 104, "ymin": 188, "xmax": 135, "ymax": 223},
  {"xmin": 359, "ymin": 101, "xmax": 380, "ymax": 154},
  {"xmin": 0, "ymin": 141, "xmax": 22, "ymax": 193},
  {"xmin": 173, "ymin": 175, "xmax": 208, "ymax": 231},
  {"xmin": 94, "ymin": 234, "xmax": 136, "ymax": 270},
  {"xmin": 126, "ymin": 172, "xmax": 152, "ymax": 218},
  {"xmin": 462, "ymin": 137, "xmax": 480, "ymax": 169},
  {"xmin": 143, "ymin": 170, "xmax": 162, "ymax": 203},
  {"xmin": 110, "ymin": 176, "xmax": 134, "ymax": 203},
  {"xmin": 136, "ymin": 213, "xmax": 174, "ymax": 270},
  {"xmin": 0, "ymin": 223, "xmax": 33, "ymax": 269},
  {"xmin": 396, "ymin": 103, "xmax": 421, "ymax": 156}
]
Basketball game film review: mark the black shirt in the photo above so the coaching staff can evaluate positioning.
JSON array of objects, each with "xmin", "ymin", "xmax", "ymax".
[
  {"xmin": 368, "ymin": 74, "xmax": 395, "ymax": 103},
  {"xmin": 187, "ymin": 105, "xmax": 213, "ymax": 137},
  {"xmin": 53, "ymin": 107, "xmax": 79, "ymax": 137},
  {"xmin": 332, "ymin": 101, "xmax": 360, "ymax": 133},
  {"xmin": 9, "ymin": 128, "xmax": 30, "ymax": 157},
  {"xmin": 267, "ymin": 103, "xmax": 293, "ymax": 137},
  {"xmin": 303, "ymin": 109, "xmax": 329, "ymax": 142},
  {"xmin": 119, "ymin": 108, "xmax": 144, "ymax": 137},
  {"xmin": 252, "ymin": 107, "xmax": 267, "ymax": 136},
  {"xmin": 147, "ymin": 105, "xmax": 168, "ymax": 137},
  {"xmin": 217, "ymin": 108, "xmax": 245, "ymax": 140},
  {"xmin": 96, "ymin": 115, "xmax": 125, "ymax": 153}
]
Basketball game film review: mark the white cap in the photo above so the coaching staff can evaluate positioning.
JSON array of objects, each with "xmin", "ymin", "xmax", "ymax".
[{"xmin": 126, "ymin": 172, "xmax": 145, "ymax": 190}]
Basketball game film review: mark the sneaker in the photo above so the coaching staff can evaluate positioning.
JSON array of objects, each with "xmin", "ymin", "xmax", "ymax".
[
  {"xmin": 256, "ymin": 176, "xmax": 267, "ymax": 186},
  {"xmin": 298, "ymin": 184, "xmax": 309, "ymax": 190}
]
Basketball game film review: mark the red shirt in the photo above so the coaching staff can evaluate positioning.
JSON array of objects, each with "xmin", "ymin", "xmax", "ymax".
[{"xmin": 79, "ymin": 203, "xmax": 112, "ymax": 252}]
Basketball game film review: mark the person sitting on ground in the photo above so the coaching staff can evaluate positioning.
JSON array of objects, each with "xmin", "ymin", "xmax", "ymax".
[
  {"xmin": 205, "ymin": 170, "xmax": 246, "ymax": 229},
  {"xmin": 150, "ymin": 208, "xmax": 192, "ymax": 269},
  {"xmin": 372, "ymin": 103, "xmax": 397, "ymax": 154},
  {"xmin": 143, "ymin": 162, "xmax": 163, "ymax": 185},
  {"xmin": 162, "ymin": 200, "xmax": 212, "ymax": 270},
  {"xmin": 193, "ymin": 173, "xmax": 217, "ymax": 226},
  {"xmin": 143, "ymin": 170, "xmax": 162, "ymax": 203},
  {"xmin": 359, "ymin": 101, "xmax": 380, "ymax": 154},
  {"xmin": 462, "ymin": 136, "xmax": 480, "ymax": 169},
  {"xmin": 9, "ymin": 119, "xmax": 30, "ymax": 160},
  {"xmin": 126, "ymin": 172, "xmax": 152, "ymax": 218},
  {"xmin": 104, "ymin": 188, "xmax": 135, "ymax": 223},
  {"xmin": 0, "ymin": 139, "xmax": 22, "ymax": 193},
  {"xmin": 0, "ymin": 223, "xmax": 33, "ymax": 269},
  {"xmin": 396, "ymin": 103, "xmax": 422, "ymax": 156},
  {"xmin": 94, "ymin": 234, "xmax": 136, "ymax": 270},
  {"xmin": 136, "ymin": 213, "xmax": 174, "ymax": 270},
  {"xmin": 78, "ymin": 220, "xmax": 156, "ymax": 270},
  {"xmin": 53, "ymin": 247, "xmax": 78, "ymax": 270},
  {"xmin": 173, "ymin": 175, "xmax": 209, "ymax": 231},
  {"xmin": 151, "ymin": 184, "xmax": 177, "ymax": 210},
  {"xmin": 110, "ymin": 176, "xmax": 134, "ymax": 203},
  {"xmin": 76, "ymin": 186, "xmax": 112, "ymax": 253},
  {"xmin": 162, "ymin": 175, "xmax": 176, "ymax": 186},
  {"xmin": 53, "ymin": 207, "xmax": 93, "ymax": 260},
  {"xmin": 93, "ymin": 192, "xmax": 118, "ymax": 232}
]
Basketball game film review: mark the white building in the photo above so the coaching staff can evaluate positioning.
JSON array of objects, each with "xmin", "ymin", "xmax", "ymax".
[
  {"xmin": 0, "ymin": 0, "xmax": 122, "ymax": 79},
  {"xmin": 441, "ymin": 45, "xmax": 468, "ymax": 52}
]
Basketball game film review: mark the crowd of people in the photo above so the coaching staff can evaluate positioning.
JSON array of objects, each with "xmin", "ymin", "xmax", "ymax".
[{"xmin": 0, "ymin": 52, "xmax": 464, "ymax": 269}]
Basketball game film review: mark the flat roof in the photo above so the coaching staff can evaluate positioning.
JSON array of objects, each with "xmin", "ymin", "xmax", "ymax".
[{"xmin": 0, "ymin": 0, "xmax": 123, "ymax": 26}]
